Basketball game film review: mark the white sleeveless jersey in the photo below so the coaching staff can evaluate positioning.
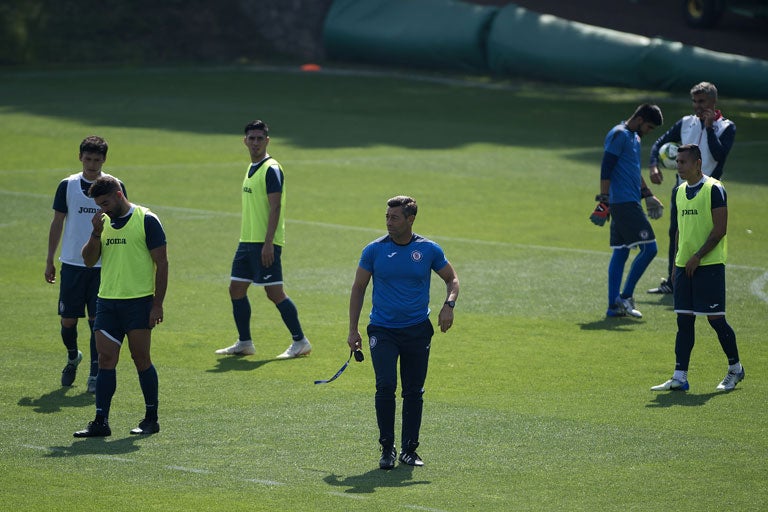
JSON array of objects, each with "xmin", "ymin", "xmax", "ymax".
[{"xmin": 59, "ymin": 173, "xmax": 113, "ymax": 267}]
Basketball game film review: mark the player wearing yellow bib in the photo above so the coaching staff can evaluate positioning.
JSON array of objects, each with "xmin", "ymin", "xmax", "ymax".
[
  {"xmin": 74, "ymin": 176, "xmax": 168, "ymax": 437},
  {"xmin": 216, "ymin": 120, "xmax": 311, "ymax": 359},
  {"xmin": 651, "ymin": 144, "xmax": 744, "ymax": 392}
]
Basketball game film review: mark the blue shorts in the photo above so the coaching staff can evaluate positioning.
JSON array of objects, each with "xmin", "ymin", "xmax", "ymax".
[
  {"xmin": 58, "ymin": 263, "xmax": 100, "ymax": 318},
  {"xmin": 673, "ymin": 264, "xmax": 726, "ymax": 316},
  {"xmin": 94, "ymin": 295, "xmax": 154, "ymax": 345},
  {"xmin": 609, "ymin": 202, "xmax": 656, "ymax": 249},
  {"xmin": 230, "ymin": 242, "xmax": 284, "ymax": 286}
]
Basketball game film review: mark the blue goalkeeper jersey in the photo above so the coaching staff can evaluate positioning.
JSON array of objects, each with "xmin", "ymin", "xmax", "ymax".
[
  {"xmin": 604, "ymin": 122, "xmax": 642, "ymax": 205},
  {"xmin": 359, "ymin": 233, "xmax": 448, "ymax": 328}
]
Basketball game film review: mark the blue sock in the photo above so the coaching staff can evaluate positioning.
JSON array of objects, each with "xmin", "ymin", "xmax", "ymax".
[
  {"xmin": 674, "ymin": 314, "xmax": 696, "ymax": 371},
  {"xmin": 61, "ymin": 325, "xmax": 78, "ymax": 359},
  {"xmin": 138, "ymin": 365, "xmax": 159, "ymax": 421},
  {"xmin": 95, "ymin": 368, "xmax": 117, "ymax": 422},
  {"xmin": 708, "ymin": 317, "xmax": 740, "ymax": 365},
  {"xmin": 608, "ymin": 248, "xmax": 629, "ymax": 306},
  {"xmin": 276, "ymin": 298, "xmax": 304, "ymax": 341},
  {"xmin": 621, "ymin": 242, "xmax": 657, "ymax": 298},
  {"xmin": 232, "ymin": 296, "xmax": 252, "ymax": 341}
]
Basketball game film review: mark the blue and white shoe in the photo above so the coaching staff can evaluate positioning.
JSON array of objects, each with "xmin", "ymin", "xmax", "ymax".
[
  {"xmin": 716, "ymin": 367, "xmax": 745, "ymax": 391},
  {"xmin": 651, "ymin": 378, "xmax": 689, "ymax": 391},
  {"xmin": 617, "ymin": 296, "xmax": 642, "ymax": 318}
]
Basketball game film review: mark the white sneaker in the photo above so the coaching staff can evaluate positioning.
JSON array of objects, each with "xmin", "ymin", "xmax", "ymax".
[
  {"xmin": 716, "ymin": 367, "xmax": 745, "ymax": 391},
  {"xmin": 215, "ymin": 340, "xmax": 255, "ymax": 355},
  {"xmin": 276, "ymin": 337, "xmax": 311, "ymax": 359},
  {"xmin": 617, "ymin": 296, "xmax": 642, "ymax": 318},
  {"xmin": 651, "ymin": 378, "xmax": 689, "ymax": 391}
]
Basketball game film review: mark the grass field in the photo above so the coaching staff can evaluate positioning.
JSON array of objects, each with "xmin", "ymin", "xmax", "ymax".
[{"xmin": 1, "ymin": 65, "xmax": 767, "ymax": 511}]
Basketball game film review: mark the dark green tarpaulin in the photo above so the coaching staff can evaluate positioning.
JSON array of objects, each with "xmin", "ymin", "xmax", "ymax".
[{"xmin": 323, "ymin": 0, "xmax": 768, "ymax": 99}]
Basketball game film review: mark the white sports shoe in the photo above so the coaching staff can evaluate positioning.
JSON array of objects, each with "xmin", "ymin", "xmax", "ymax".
[
  {"xmin": 276, "ymin": 337, "xmax": 311, "ymax": 359},
  {"xmin": 716, "ymin": 367, "xmax": 745, "ymax": 391},
  {"xmin": 215, "ymin": 340, "xmax": 255, "ymax": 356},
  {"xmin": 617, "ymin": 296, "xmax": 642, "ymax": 318},
  {"xmin": 650, "ymin": 378, "xmax": 689, "ymax": 391}
]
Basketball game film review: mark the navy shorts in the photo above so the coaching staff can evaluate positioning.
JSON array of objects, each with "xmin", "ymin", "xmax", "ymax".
[
  {"xmin": 58, "ymin": 263, "xmax": 100, "ymax": 318},
  {"xmin": 94, "ymin": 295, "xmax": 154, "ymax": 345},
  {"xmin": 609, "ymin": 202, "xmax": 656, "ymax": 249},
  {"xmin": 673, "ymin": 264, "xmax": 726, "ymax": 316},
  {"xmin": 367, "ymin": 320, "xmax": 434, "ymax": 397},
  {"xmin": 230, "ymin": 242, "xmax": 284, "ymax": 286}
]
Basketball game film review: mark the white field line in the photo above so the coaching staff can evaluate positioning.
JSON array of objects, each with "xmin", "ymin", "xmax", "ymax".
[{"xmin": 4, "ymin": 189, "xmax": 766, "ymax": 300}]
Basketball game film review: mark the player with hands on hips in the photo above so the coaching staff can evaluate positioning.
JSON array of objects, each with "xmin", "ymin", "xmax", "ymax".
[{"xmin": 591, "ymin": 104, "xmax": 664, "ymax": 319}]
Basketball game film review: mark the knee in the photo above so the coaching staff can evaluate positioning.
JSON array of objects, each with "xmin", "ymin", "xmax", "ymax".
[
  {"xmin": 131, "ymin": 351, "xmax": 152, "ymax": 372},
  {"xmin": 60, "ymin": 318, "xmax": 77, "ymax": 328},
  {"xmin": 97, "ymin": 352, "xmax": 118, "ymax": 369},
  {"xmin": 401, "ymin": 387, "xmax": 425, "ymax": 401}
]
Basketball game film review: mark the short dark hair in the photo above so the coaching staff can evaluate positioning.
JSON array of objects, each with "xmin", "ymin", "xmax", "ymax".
[
  {"xmin": 632, "ymin": 103, "xmax": 663, "ymax": 127},
  {"xmin": 387, "ymin": 195, "xmax": 418, "ymax": 217},
  {"xmin": 79, "ymin": 135, "xmax": 108, "ymax": 157},
  {"xmin": 690, "ymin": 81, "xmax": 718, "ymax": 100},
  {"xmin": 88, "ymin": 175, "xmax": 121, "ymax": 198},
  {"xmin": 244, "ymin": 120, "xmax": 269, "ymax": 135},
  {"xmin": 677, "ymin": 143, "xmax": 702, "ymax": 160}
]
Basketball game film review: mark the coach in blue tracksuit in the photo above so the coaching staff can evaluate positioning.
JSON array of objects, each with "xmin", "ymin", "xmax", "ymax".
[{"xmin": 348, "ymin": 196, "xmax": 459, "ymax": 470}]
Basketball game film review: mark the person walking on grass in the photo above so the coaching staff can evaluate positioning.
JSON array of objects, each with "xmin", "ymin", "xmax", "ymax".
[
  {"xmin": 74, "ymin": 176, "xmax": 168, "ymax": 437},
  {"xmin": 46, "ymin": 136, "xmax": 127, "ymax": 393},
  {"xmin": 215, "ymin": 120, "xmax": 311, "ymax": 359},
  {"xmin": 590, "ymin": 104, "xmax": 665, "ymax": 318},
  {"xmin": 348, "ymin": 196, "xmax": 459, "ymax": 469},
  {"xmin": 651, "ymin": 144, "xmax": 744, "ymax": 392}
]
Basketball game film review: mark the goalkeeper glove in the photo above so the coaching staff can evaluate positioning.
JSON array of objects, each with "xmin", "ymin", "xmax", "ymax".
[
  {"xmin": 590, "ymin": 195, "xmax": 610, "ymax": 226},
  {"xmin": 645, "ymin": 195, "xmax": 664, "ymax": 219}
]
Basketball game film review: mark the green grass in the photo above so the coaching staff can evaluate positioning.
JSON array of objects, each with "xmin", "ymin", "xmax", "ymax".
[{"xmin": 1, "ymin": 65, "xmax": 767, "ymax": 511}]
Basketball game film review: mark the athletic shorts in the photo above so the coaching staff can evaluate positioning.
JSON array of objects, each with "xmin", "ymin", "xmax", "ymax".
[
  {"xmin": 673, "ymin": 264, "xmax": 726, "ymax": 316},
  {"xmin": 94, "ymin": 295, "xmax": 154, "ymax": 345},
  {"xmin": 230, "ymin": 242, "xmax": 284, "ymax": 286},
  {"xmin": 58, "ymin": 262, "xmax": 100, "ymax": 318},
  {"xmin": 609, "ymin": 202, "xmax": 656, "ymax": 249}
]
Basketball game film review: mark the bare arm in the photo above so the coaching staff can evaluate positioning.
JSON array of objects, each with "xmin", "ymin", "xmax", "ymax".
[
  {"xmin": 149, "ymin": 244, "xmax": 168, "ymax": 327},
  {"xmin": 347, "ymin": 266, "xmax": 372, "ymax": 351},
  {"xmin": 81, "ymin": 211, "xmax": 105, "ymax": 268},
  {"xmin": 436, "ymin": 262, "xmax": 459, "ymax": 333},
  {"xmin": 46, "ymin": 211, "xmax": 66, "ymax": 283},
  {"xmin": 261, "ymin": 191, "xmax": 281, "ymax": 267}
]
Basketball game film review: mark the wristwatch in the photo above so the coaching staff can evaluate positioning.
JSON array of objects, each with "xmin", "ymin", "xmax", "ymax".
[{"xmin": 444, "ymin": 300, "xmax": 455, "ymax": 308}]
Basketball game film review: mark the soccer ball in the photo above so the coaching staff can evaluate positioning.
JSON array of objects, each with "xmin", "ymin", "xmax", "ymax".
[{"xmin": 659, "ymin": 142, "xmax": 680, "ymax": 169}]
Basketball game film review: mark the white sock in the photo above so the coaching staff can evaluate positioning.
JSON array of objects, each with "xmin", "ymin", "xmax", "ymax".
[{"xmin": 673, "ymin": 370, "xmax": 687, "ymax": 382}]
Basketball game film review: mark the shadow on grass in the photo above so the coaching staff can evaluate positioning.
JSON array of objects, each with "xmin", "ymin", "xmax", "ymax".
[
  {"xmin": 645, "ymin": 389, "xmax": 734, "ymax": 408},
  {"xmin": 44, "ymin": 436, "xmax": 144, "ymax": 458},
  {"xmin": 578, "ymin": 317, "xmax": 644, "ymax": 331},
  {"xmin": 206, "ymin": 356, "xmax": 279, "ymax": 373},
  {"xmin": 17, "ymin": 386, "xmax": 93, "ymax": 413},
  {"xmin": 324, "ymin": 465, "xmax": 429, "ymax": 494}
]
